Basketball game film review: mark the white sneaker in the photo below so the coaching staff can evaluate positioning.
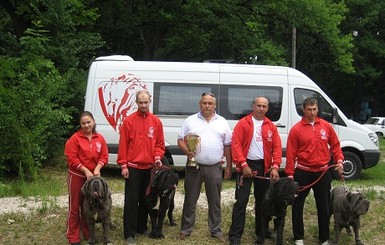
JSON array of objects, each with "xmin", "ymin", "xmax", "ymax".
[
  {"xmin": 321, "ymin": 241, "xmax": 330, "ymax": 245},
  {"xmin": 295, "ymin": 240, "xmax": 304, "ymax": 245}
]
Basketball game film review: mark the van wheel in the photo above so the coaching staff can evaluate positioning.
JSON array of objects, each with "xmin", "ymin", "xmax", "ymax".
[{"xmin": 340, "ymin": 151, "xmax": 362, "ymax": 180}]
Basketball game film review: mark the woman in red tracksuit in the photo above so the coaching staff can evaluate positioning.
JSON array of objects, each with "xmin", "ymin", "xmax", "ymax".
[{"xmin": 64, "ymin": 111, "xmax": 109, "ymax": 245}]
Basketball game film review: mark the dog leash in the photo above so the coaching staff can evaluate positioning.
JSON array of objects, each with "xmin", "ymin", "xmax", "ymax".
[
  {"xmin": 238, "ymin": 171, "xmax": 270, "ymax": 187},
  {"xmin": 145, "ymin": 163, "xmax": 170, "ymax": 196},
  {"xmin": 298, "ymin": 164, "xmax": 345, "ymax": 192}
]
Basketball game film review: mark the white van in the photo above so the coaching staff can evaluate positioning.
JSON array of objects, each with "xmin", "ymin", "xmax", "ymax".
[{"xmin": 84, "ymin": 55, "xmax": 380, "ymax": 180}]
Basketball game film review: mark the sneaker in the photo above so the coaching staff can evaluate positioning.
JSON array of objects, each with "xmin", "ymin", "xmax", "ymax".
[
  {"xmin": 126, "ymin": 236, "xmax": 136, "ymax": 245},
  {"xmin": 295, "ymin": 240, "xmax": 304, "ymax": 245},
  {"xmin": 321, "ymin": 241, "xmax": 330, "ymax": 245}
]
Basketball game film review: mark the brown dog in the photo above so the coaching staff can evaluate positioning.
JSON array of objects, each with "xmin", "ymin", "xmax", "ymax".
[
  {"xmin": 81, "ymin": 176, "xmax": 113, "ymax": 245},
  {"xmin": 330, "ymin": 186, "xmax": 370, "ymax": 245}
]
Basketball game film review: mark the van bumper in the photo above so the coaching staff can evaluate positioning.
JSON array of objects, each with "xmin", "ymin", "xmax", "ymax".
[{"xmin": 362, "ymin": 149, "xmax": 381, "ymax": 169}]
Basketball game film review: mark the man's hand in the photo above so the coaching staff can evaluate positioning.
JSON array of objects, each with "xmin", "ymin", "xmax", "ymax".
[
  {"xmin": 121, "ymin": 168, "xmax": 129, "ymax": 178},
  {"xmin": 269, "ymin": 168, "xmax": 279, "ymax": 181},
  {"xmin": 335, "ymin": 160, "xmax": 344, "ymax": 173},
  {"xmin": 242, "ymin": 166, "xmax": 253, "ymax": 178},
  {"xmin": 224, "ymin": 166, "xmax": 232, "ymax": 179},
  {"xmin": 155, "ymin": 159, "xmax": 163, "ymax": 166}
]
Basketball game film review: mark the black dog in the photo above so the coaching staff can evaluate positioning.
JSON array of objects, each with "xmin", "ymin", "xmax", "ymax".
[
  {"xmin": 81, "ymin": 176, "xmax": 113, "ymax": 245},
  {"xmin": 145, "ymin": 165, "xmax": 179, "ymax": 239},
  {"xmin": 330, "ymin": 186, "xmax": 370, "ymax": 245},
  {"xmin": 256, "ymin": 177, "xmax": 299, "ymax": 245}
]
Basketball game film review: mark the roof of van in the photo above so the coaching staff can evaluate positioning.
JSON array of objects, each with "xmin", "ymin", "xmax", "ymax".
[
  {"xmin": 92, "ymin": 55, "xmax": 308, "ymax": 79},
  {"xmin": 95, "ymin": 55, "xmax": 134, "ymax": 61}
]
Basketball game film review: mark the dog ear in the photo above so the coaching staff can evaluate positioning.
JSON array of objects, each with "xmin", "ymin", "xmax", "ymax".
[
  {"xmin": 99, "ymin": 177, "xmax": 108, "ymax": 198},
  {"xmin": 346, "ymin": 192, "xmax": 353, "ymax": 202},
  {"xmin": 81, "ymin": 178, "xmax": 91, "ymax": 196}
]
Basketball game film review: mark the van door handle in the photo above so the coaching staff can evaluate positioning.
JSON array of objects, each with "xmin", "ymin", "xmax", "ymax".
[{"xmin": 275, "ymin": 123, "xmax": 286, "ymax": 128}]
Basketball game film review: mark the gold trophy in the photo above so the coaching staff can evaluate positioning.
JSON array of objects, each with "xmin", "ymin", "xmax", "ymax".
[{"xmin": 185, "ymin": 133, "xmax": 200, "ymax": 171}]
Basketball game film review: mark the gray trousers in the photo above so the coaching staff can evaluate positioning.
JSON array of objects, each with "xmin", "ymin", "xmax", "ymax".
[{"xmin": 180, "ymin": 162, "xmax": 223, "ymax": 236}]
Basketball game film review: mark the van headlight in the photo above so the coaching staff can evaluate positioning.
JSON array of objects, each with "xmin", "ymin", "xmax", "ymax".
[{"xmin": 369, "ymin": 132, "xmax": 379, "ymax": 147}]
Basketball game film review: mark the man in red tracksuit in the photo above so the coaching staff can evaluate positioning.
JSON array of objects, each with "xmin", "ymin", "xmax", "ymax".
[
  {"xmin": 117, "ymin": 90, "xmax": 165, "ymax": 245},
  {"xmin": 229, "ymin": 96, "xmax": 282, "ymax": 245},
  {"xmin": 65, "ymin": 111, "xmax": 109, "ymax": 245},
  {"xmin": 285, "ymin": 97, "xmax": 344, "ymax": 245}
]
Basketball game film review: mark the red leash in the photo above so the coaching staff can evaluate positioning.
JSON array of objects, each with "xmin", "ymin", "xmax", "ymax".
[
  {"xmin": 239, "ymin": 171, "xmax": 270, "ymax": 187},
  {"xmin": 298, "ymin": 164, "xmax": 345, "ymax": 192}
]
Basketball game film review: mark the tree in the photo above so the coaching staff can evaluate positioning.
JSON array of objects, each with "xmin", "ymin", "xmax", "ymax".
[{"xmin": 0, "ymin": 0, "xmax": 104, "ymax": 179}]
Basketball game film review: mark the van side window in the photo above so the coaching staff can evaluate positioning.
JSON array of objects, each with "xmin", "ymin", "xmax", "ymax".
[
  {"xmin": 153, "ymin": 84, "xmax": 218, "ymax": 115},
  {"xmin": 294, "ymin": 88, "xmax": 334, "ymax": 122},
  {"xmin": 221, "ymin": 85, "xmax": 283, "ymax": 121}
]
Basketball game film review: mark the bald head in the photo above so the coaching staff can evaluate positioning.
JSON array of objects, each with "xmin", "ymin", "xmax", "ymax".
[{"xmin": 252, "ymin": 96, "xmax": 269, "ymax": 120}]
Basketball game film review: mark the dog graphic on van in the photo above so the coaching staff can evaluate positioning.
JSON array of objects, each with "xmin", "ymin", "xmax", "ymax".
[{"xmin": 98, "ymin": 73, "xmax": 147, "ymax": 133}]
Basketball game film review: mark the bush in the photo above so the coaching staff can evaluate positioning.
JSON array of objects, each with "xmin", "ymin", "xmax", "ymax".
[{"xmin": 0, "ymin": 28, "xmax": 73, "ymax": 180}]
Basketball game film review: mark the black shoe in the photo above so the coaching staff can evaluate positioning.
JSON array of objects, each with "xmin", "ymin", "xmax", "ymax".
[
  {"xmin": 70, "ymin": 243, "xmax": 80, "ymax": 245},
  {"xmin": 230, "ymin": 239, "xmax": 241, "ymax": 245}
]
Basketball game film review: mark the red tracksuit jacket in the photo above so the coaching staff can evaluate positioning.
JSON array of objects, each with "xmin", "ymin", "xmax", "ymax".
[
  {"xmin": 65, "ymin": 131, "xmax": 109, "ymax": 175},
  {"xmin": 285, "ymin": 117, "xmax": 344, "ymax": 176},
  {"xmin": 232, "ymin": 114, "xmax": 282, "ymax": 174},
  {"xmin": 117, "ymin": 110, "xmax": 165, "ymax": 169}
]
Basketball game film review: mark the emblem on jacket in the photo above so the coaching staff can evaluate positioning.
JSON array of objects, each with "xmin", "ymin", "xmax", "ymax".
[
  {"xmin": 267, "ymin": 130, "xmax": 273, "ymax": 142},
  {"xmin": 148, "ymin": 127, "xmax": 154, "ymax": 138},
  {"xmin": 320, "ymin": 129, "xmax": 328, "ymax": 140},
  {"xmin": 96, "ymin": 142, "xmax": 102, "ymax": 152}
]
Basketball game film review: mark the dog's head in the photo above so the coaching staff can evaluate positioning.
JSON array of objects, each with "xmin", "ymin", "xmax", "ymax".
[
  {"xmin": 153, "ymin": 169, "xmax": 179, "ymax": 198},
  {"xmin": 346, "ymin": 191, "xmax": 370, "ymax": 216},
  {"xmin": 81, "ymin": 176, "xmax": 111, "ymax": 201},
  {"xmin": 272, "ymin": 177, "xmax": 299, "ymax": 206}
]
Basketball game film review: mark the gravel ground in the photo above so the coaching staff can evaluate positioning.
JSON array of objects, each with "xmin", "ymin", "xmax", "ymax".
[
  {"xmin": 1, "ymin": 186, "xmax": 384, "ymax": 215},
  {"xmin": 0, "ymin": 188, "xmax": 237, "ymax": 215}
]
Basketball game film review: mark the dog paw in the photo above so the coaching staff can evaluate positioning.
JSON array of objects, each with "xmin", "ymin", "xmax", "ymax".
[{"xmin": 356, "ymin": 240, "xmax": 364, "ymax": 245}]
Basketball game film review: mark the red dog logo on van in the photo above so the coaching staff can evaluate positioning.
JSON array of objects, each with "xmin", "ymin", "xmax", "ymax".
[{"xmin": 98, "ymin": 73, "xmax": 147, "ymax": 133}]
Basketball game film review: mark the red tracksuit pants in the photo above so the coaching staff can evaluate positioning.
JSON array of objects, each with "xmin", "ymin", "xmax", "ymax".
[{"xmin": 66, "ymin": 171, "xmax": 89, "ymax": 244}]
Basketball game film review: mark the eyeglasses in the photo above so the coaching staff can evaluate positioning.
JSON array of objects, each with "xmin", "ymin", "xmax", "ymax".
[{"xmin": 201, "ymin": 92, "xmax": 215, "ymax": 97}]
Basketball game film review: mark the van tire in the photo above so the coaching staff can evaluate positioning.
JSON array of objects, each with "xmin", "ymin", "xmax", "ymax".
[{"xmin": 340, "ymin": 151, "xmax": 362, "ymax": 180}]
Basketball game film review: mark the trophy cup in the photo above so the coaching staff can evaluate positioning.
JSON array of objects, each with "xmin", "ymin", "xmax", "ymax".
[{"xmin": 185, "ymin": 134, "xmax": 200, "ymax": 171}]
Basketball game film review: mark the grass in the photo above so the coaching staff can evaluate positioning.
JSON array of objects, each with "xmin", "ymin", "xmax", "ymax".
[{"xmin": 0, "ymin": 138, "xmax": 384, "ymax": 244}]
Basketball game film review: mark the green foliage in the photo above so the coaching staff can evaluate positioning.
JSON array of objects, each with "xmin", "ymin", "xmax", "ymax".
[
  {"xmin": 0, "ymin": 25, "xmax": 70, "ymax": 179},
  {"xmin": 0, "ymin": 0, "xmax": 105, "ymax": 179}
]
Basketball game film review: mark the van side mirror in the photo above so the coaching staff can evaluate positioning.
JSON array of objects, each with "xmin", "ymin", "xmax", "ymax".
[{"xmin": 332, "ymin": 108, "xmax": 338, "ymax": 124}]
